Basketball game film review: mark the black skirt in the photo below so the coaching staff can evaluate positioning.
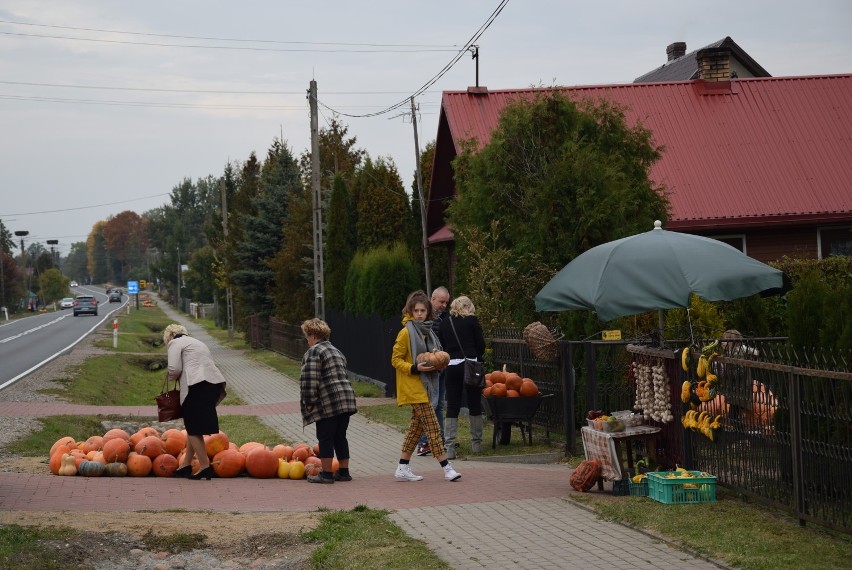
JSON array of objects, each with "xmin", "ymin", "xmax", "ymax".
[{"xmin": 183, "ymin": 381, "xmax": 222, "ymax": 436}]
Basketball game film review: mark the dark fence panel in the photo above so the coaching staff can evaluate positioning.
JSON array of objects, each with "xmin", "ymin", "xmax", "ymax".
[
  {"xmin": 326, "ymin": 310, "xmax": 399, "ymax": 396},
  {"xmin": 268, "ymin": 318, "xmax": 307, "ymax": 359}
]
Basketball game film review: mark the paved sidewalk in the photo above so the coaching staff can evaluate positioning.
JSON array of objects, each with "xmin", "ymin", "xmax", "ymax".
[{"xmin": 0, "ymin": 302, "xmax": 726, "ymax": 569}]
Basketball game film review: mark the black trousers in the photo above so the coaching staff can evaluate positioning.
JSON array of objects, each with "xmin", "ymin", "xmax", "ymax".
[
  {"xmin": 315, "ymin": 414, "xmax": 351, "ymax": 460},
  {"xmin": 445, "ymin": 363, "xmax": 483, "ymax": 418}
]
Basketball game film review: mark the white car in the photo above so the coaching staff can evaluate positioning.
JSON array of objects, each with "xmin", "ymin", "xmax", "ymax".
[
  {"xmin": 59, "ymin": 297, "xmax": 74, "ymax": 310},
  {"xmin": 69, "ymin": 281, "xmax": 78, "ymax": 287}
]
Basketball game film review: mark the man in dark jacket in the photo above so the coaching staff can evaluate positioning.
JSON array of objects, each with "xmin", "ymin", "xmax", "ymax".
[{"xmin": 416, "ymin": 286, "xmax": 450, "ymax": 456}]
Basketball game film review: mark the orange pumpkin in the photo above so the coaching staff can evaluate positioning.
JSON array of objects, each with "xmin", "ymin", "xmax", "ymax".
[
  {"xmin": 432, "ymin": 351, "xmax": 451, "ymax": 369},
  {"xmin": 135, "ymin": 435, "xmax": 165, "ymax": 459},
  {"xmin": 273, "ymin": 444, "xmax": 293, "ymax": 461},
  {"xmin": 292, "ymin": 446, "xmax": 311, "ymax": 463},
  {"xmin": 80, "ymin": 436, "xmax": 103, "ymax": 455},
  {"xmin": 519, "ymin": 379, "xmax": 539, "ymax": 397},
  {"xmin": 239, "ymin": 442, "xmax": 265, "ymax": 456},
  {"xmin": 507, "ymin": 389, "xmax": 520, "ymax": 398},
  {"xmin": 204, "ymin": 432, "xmax": 230, "ymax": 458},
  {"xmin": 245, "ymin": 448, "xmax": 278, "ymax": 478},
  {"xmin": 152, "ymin": 454, "xmax": 179, "ymax": 477},
  {"xmin": 126, "ymin": 453, "xmax": 153, "ymax": 477},
  {"xmin": 49, "ymin": 451, "xmax": 65, "ymax": 475},
  {"xmin": 482, "ymin": 386, "xmax": 493, "ymax": 397},
  {"xmin": 304, "ymin": 463, "xmax": 322, "ymax": 477},
  {"xmin": 102, "ymin": 438, "xmax": 131, "ymax": 463},
  {"xmin": 416, "ymin": 352, "xmax": 438, "ymax": 367},
  {"xmin": 102, "ymin": 428, "xmax": 130, "ymax": 444},
  {"xmin": 312, "ymin": 443, "xmax": 321, "ymax": 456},
  {"xmin": 91, "ymin": 451, "xmax": 107, "ymax": 465},
  {"xmin": 305, "ymin": 456, "xmax": 322, "ymax": 468},
  {"xmin": 50, "ymin": 436, "xmax": 76, "ymax": 458},
  {"xmin": 491, "ymin": 383, "xmax": 508, "ymax": 398},
  {"xmin": 505, "ymin": 373, "xmax": 523, "ymax": 391},
  {"xmin": 490, "ymin": 370, "xmax": 506, "ymax": 384},
  {"xmin": 331, "ymin": 458, "xmax": 340, "ymax": 473},
  {"xmin": 161, "ymin": 429, "xmax": 187, "ymax": 456},
  {"xmin": 130, "ymin": 427, "xmax": 159, "ymax": 448},
  {"xmin": 212, "ymin": 449, "xmax": 245, "ymax": 478}
]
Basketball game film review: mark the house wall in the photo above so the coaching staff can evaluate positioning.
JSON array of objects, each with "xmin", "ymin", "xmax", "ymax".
[{"xmin": 721, "ymin": 227, "xmax": 818, "ymax": 262}]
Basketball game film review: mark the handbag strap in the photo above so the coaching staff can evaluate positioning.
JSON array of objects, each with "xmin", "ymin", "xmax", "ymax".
[
  {"xmin": 447, "ymin": 317, "xmax": 470, "ymax": 360},
  {"xmin": 162, "ymin": 372, "xmax": 179, "ymax": 393}
]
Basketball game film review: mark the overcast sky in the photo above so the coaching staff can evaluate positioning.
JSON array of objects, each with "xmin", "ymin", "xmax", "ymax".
[{"xmin": 1, "ymin": 0, "xmax": 851, "ymax": 256}]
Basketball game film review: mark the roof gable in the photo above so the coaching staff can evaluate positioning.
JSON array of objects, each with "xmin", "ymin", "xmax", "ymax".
[
  {"xmin": 428, "ymin": 75, "xmax": 852, "ymax": 236},
  {"xmin": 634, "ymin": 37, "xmax": 771, "ymax": 83}
]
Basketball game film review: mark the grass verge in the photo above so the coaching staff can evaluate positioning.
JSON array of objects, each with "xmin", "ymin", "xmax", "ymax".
[
  {"xmin": 305, "ymin": 505, "xmax": 449, "ymax": 569},
  {"xmin": 0, "ymin": 525, "xmax": 83, "ymax": 570},
  {"xmin": 571, "ymin": 488, "xmax": 851, "ymax": 570}
]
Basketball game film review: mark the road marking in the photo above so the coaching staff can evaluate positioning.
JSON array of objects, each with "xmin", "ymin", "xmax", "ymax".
[{"xmin": 0, "ymin": 314, "xmax": 71, "ymax": 343}]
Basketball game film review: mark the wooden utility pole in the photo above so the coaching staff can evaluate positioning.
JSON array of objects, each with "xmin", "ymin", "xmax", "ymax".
[
  {"xmin": 309, "ymin": 80, "xmax": 325, "ymax": 319},
  {"xmin": 410, "ymin": 96, "xmax": 432, "ymax": 294},
  {"xmin": 220, "ymin": 180, "xmax": 235, "ymax": 341}
]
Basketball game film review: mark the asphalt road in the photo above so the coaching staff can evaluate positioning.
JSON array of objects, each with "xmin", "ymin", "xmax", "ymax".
[{"xmin": 0, "ymin": 286, "xmax": 127, "ymax": 390}]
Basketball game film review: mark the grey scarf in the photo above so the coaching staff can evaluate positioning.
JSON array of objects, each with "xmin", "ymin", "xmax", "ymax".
[{"xmin": 406, "ymin": 320, "xmax": 441, "ymax": 406}]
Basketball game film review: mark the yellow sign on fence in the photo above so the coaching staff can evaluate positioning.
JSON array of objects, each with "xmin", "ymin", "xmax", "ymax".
[{"xmin": 602, "ymin": 330, "xmax": 622, "ymax": 341}]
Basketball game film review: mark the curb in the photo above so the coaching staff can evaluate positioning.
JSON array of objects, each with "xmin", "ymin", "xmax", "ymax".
[{"xmin": 461, "ymin": 451, "xmax": 564, "ymax": 464}]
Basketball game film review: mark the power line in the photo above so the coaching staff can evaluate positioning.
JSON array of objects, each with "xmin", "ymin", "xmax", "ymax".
[
  {"xmin": 0, "ymin": 80, "xmax": 444, "ymax": 96},
  {"xmin": 0, "ymin": 193, "xmax": 171, "ymax": 217},
  {"xmin": 318, "ymin": 0, "xmax": 510, "ymax": 118},
  {"xmin": 0, "ymin": 19, "xmax": 461, "ymax": 49},
  {"xmin": 0, "ymin": 30, "xmax": 459, "ymax": 53}
]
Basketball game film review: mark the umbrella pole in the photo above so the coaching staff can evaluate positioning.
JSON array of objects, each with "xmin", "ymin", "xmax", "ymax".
[{"xmin": 658, "ymin": 309, "xmax": 666, "ymax": 346}]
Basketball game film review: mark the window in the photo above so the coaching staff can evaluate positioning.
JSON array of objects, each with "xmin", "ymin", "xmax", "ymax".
[
  {"xmin": 819, "ymin": 227, "xmax": 852, "ymax": 258},
  {"xmin": 711, "ymin": 235, "xmax": 746, "ymax": 253}
]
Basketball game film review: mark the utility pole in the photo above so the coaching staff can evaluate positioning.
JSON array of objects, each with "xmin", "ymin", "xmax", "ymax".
[
  {"xmin": 220, "ymin": 180, "xmax": 234, "ymax": 341},
  {"xmin": 176, "ymin": 246, "xmax": 181, "ymax": 311},
  {"xmin": 309, "ymin": 79, "xmax": 325, "ymax": 320},
  {"xmin": 410, "ymin": 96, "xmax": 432, "ymax": 294}
]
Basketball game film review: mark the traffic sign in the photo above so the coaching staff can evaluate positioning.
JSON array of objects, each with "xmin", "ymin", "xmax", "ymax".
[{"xmin": 127, "ymin": 281, "xmax": 139, "ymax": 294}]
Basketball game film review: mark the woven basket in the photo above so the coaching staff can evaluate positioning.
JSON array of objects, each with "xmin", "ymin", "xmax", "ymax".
[{"xmin": 523, "ymin": 322, "xmax": 561, "ymax": 362}]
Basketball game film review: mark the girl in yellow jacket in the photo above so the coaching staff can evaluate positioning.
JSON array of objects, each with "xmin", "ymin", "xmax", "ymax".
[{"xmin": 391, "ymin": 290, "xmax": 462, "ymax": 482}]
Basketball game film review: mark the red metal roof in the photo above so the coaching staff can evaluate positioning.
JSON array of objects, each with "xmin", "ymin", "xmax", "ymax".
[{"xmin": 436, "ymin": 75, "xmax": 852, "ymax": 231}]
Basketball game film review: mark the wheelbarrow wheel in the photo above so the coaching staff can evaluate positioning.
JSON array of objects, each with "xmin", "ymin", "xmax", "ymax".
[{"xmin": 498, "ymin": 421, "xmax": 512, "ymax": 445}]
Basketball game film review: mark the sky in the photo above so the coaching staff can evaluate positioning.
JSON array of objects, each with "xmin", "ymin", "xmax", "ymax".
[{"xmin": 1, "ymin": 0, "xmax": 851, "ymax": 257}]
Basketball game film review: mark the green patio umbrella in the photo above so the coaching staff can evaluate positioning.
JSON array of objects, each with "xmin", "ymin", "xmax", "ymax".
[{"xmin": 535, "ymin": 221, "xmax": 784, "ymax": 321}]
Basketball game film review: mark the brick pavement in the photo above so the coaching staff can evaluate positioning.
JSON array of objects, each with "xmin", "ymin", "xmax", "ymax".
[{"xmin": 0, "ymin": 301, "xmax": 727, "ymax": 569}]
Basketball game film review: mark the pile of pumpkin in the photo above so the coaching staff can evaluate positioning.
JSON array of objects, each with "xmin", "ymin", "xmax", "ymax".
[
  {"xmin": 48, "ymin": 427, "xmax": 332, "ymax": 480},
  {"xmin": 482, "ymin": 367, "xmax": 540, "ymax": 398}
]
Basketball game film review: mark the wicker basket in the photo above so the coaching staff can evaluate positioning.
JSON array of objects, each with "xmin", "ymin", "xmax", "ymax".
[{"xmin": 523, "ymin": 322, "xmax": 561, "ymax": 362}]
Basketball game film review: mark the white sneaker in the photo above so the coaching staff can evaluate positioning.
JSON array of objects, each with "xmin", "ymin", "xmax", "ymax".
[
  {"xmin": 395, "ymin": 464, "xmax": 423, "ymax": 482},
  {"xmin": 443, "ymin": 463, "xmax": 461, "ymax": 481}
]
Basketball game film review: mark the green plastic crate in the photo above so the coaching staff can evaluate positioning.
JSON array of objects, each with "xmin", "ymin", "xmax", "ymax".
[
  {"xmin": 629, "ymin": 479, "xmax": 648, "ymax": 497},
  {"xmin": 647, "ymin": 471, "xmax": 716, "ymax": 504}
]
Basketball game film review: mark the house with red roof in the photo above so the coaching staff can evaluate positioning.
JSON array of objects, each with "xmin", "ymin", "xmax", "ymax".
[{"xmin": 426, "ymin": 50, "xmax": 852, "ymax": 271}]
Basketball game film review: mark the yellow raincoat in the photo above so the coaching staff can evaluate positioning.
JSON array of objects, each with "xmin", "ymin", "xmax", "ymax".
[{"xmin": 391, "ymin": 315, "xmax": 430, "ymax": 406}]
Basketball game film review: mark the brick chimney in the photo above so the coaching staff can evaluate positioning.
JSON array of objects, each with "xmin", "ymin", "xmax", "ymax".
[
  {"xmin": 696, "ymin": 47, "xmax": 732, "ymax": 82},
  {"xmin": 666, "ymin": 42, "xmax": 687, "ymax": 61}
]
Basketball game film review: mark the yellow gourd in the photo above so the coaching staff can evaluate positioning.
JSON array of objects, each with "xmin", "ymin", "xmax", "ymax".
[{"xmin": 58, "ymin": 453, "xmax": 77, "ymax": 476}]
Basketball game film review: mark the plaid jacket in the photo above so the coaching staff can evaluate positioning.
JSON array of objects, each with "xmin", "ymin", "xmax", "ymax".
[{"xmin": 300, "ymin": 340, "xmax": 358, "ymax": 426}]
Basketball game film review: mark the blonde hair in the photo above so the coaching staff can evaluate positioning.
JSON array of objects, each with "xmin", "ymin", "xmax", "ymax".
[
  {"xmin": 301, "ymin": 318, "xmax": 331, "ymax": 341},
  {"xmin": 163, "ymin": 323, "xmax": 189, "ymax": 344},
  {"xmin": 449, "ymin": 295, "xmax": 475, "ymax": 317}
]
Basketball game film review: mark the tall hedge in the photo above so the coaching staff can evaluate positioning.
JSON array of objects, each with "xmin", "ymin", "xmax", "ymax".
[{"xmin": 344, "ymin": 242, "xmax": 419, "ymax": 319}]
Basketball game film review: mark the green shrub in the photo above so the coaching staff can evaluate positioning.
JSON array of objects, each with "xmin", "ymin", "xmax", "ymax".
[{"xmin": 344, "ymin": 243, "xmax": 419, "ymax": 319}]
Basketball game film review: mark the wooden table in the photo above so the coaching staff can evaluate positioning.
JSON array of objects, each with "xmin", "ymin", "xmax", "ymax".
[{"xmin": 581, "ymin": 425, "xmax": 661, "ymax": 483}]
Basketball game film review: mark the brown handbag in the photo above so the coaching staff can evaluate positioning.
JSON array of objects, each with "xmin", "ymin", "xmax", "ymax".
[{"xmin": 155, "ymin": 375, "xmax": 182, "ymax": 422}]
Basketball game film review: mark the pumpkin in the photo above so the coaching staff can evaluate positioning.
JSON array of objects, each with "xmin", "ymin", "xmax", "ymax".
[
  {"xmin": 277, "ymin": 458, "xmax": 293, "ymax": 479},
  {"xmin": 91, "ymin": 451, "xmax": 107, "ymax": 465},
  {"xmin": 505, "ymin": 373, "xmax": 523, "ymax": 391},
  {"xmin": 161, "ymin": 429, "xmax": 187, "ymax": 456},
  {"xmin": 432, "ymin": 351, "xmax": 451, "ymax": 370},
  {"xmin": 70, "ymin": 450, "xmax": 87, "ymax": 469},
  {"xmin": 485, "ymin": 378, "xmax": 493, "ymax": 389},
  {"xmin": 506, "ymin": 389, "xmax": 520, "ymax": 398},
  {"xmin": 491, "ymin": 383, "xmax": 508, "ymax": 398},
  {"xmin": 273, "ymin": 444, "xmax": 293, "ymax": 461},
  {"xmin": 490, "ymin": 370, "xmax": 506, "ymax": 384},
  {"xmin": 304, "ymin": 463, "xmax": 322, "ymax": 478},
  {"xmin": 292, "ymin": 446, "xmax": 311, "ymax": 463},
  {"xmin": 104, "ymin": 462, "xmax": 128, "ymax": 477},
  {"xmin": 49, "ymin": 451, "xmax": 65, "ymax": 475},
  {"xmin": 126, "ymin": 453, "xmax": 153, "ymax": 477},
  {"xmin": 130, "ymin": 427, "xmax": 159, "ymax": 448},
  {"xmin": 519, "ymin": 379, "xmax": 539, "ymax": 397},
  {"xmin": 50, "ymin": 436, "xmax": 76, "ymax": 458},
  {"xmin": 102, "ymin": 428, "xmax": 130, "ymax": 444},
  {"xmin": 482, "ymin": 386, "xmax": 493, "ymax": 397},
  {"xmin": 239, "ymin": 442, "xmax": 265, "ymax": 455},
  {"xmin": 312, "ymin": 443, "xmax": 321, "ymax": 456},
  {"xmin": 102, "ymin": 438, "xmax": 131, "ymax": 463},
  {"xmin": 212, "ymin": 449, "xmax": 245, "ymax": 478},
  {"xmin": 204, "ymin": 432, "xmax": 230, "ymax": 458},
  {"xmin": 80, "ymin": 435, "xmax": 104, "ymax": 455},
  {"xmin": 57, "ymin": 453, "xmax": 77, "ymax": 476},
  {"xmin": 288, "ymin": 460, "xmax": 306, "ymax": 480},
  {"xmin": 416, "ymin": 352, "xmax": 437, "ymax": 367},
  {"xmin": 152, "ymin": 453, "xmax": 179, "ymax": 477},
  {"xmin": 78, "ymin": 460, "xmax": 105, "ymax": 477},
  {"xmin": 245, "ymin": 448, "xmax": 278, "ymax": 478},
  {"xmin": 305, "ymin": 456, "xmax": 322, "ymax": 468},
  {"xmin": 135, "ymin": 435, "xmax": 165, "ymax": 459},
  {"xmin": 331, "ymin": 458, "xmax": 340, "ymax": 473}
]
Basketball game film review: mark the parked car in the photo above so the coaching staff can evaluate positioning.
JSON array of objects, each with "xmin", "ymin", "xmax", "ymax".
[
  {"xmin": 109, "ymin": 291, "xmax": 122, "ymax": 303},
  {"xmin": 59, "ymin": 297, "xmax": 74, "ymax": 310},
  {"xmin": 72, "ymin": 295, "xmax": 98, "ymax": 317},
  {"xmin": 69, "ymin": 281, "xmax": 78, "ymax": 287}
]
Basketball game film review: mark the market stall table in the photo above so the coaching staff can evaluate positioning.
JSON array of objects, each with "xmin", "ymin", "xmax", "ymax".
[{"xmin": 581, "ymin": 425, "xmax": 661, "ymax": 489}]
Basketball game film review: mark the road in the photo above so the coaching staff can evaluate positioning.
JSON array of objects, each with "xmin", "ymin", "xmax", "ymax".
[{"xmin": 0, "ymin": 286, "xmax": 127, "ymax": 390}]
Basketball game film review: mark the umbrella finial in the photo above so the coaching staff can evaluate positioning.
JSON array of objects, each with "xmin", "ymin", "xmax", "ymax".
[{"xmin": 653, "ymin": 220, "xmax": 662, "ymax": 230}]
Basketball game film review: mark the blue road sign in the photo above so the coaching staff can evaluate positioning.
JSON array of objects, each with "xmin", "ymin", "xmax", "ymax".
[{"xmin": 127, "ymin": 281, "xmax": 139, "ymax": 294}]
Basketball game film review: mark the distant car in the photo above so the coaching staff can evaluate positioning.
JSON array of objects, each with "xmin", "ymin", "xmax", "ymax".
[
  {"xmin": 59, "ymin": 297, "xmax": 74, "ymax": 310},
  {"xmin": 69, "ymin": 281, "xmax": 78, "ymax": 287},
  {"xmin": 73, "ymin": 295, "xmax": 98, "ymax": 317},
  {"xmin": 109, "ymin": 291, "xmax": 122, "ymax": 303}
]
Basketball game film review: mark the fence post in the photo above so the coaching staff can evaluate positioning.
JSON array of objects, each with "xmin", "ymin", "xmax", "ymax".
[
  {"xmin": 789, "ymin": 367, "xmax": 806, "ymax": 527},
  {"xmin": 562, "ymin": 341, "xmax": 576, "ymax": 454},
  {"xmin": 586, "ymin": 342, "xmax": 597, "ymax": 412}
]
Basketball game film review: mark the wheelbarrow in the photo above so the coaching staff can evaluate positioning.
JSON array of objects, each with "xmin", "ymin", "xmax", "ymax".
[{"xmin": 481, "ymin": 393, "xmax": 554, "ymax": 449}]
